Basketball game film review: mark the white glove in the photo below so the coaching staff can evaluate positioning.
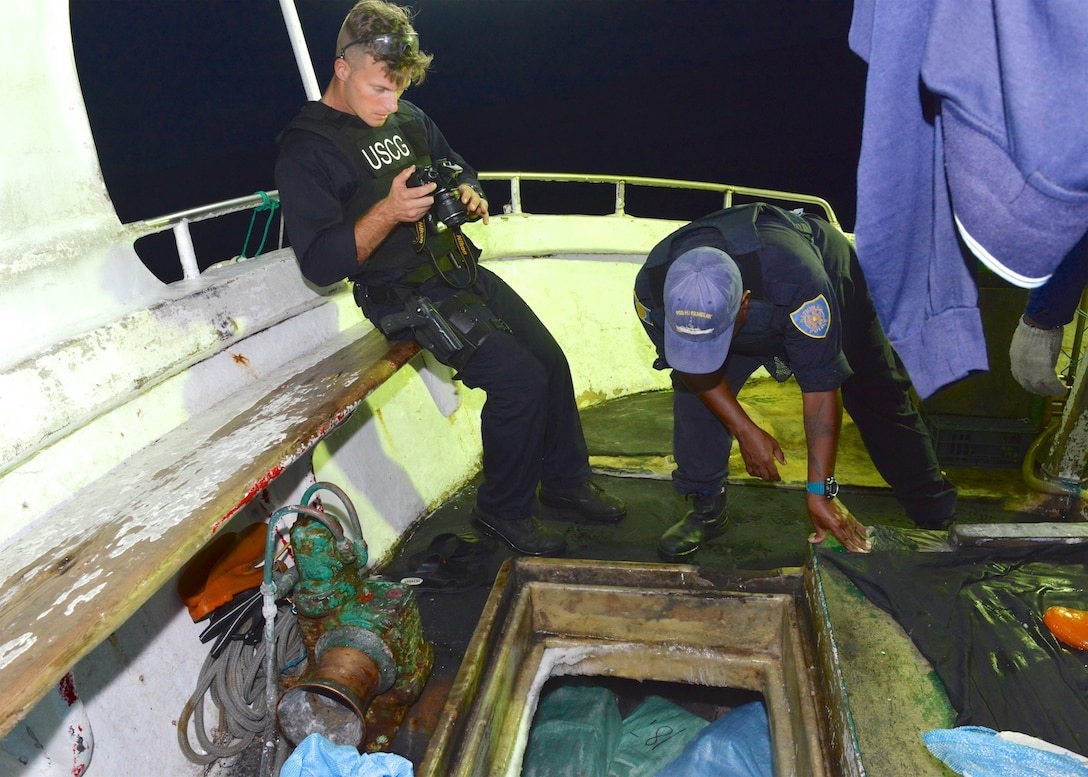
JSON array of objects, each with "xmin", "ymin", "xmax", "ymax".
[{"xmin": 1009, "ymin": 317, "xmax": 1068, "ymax": 396}]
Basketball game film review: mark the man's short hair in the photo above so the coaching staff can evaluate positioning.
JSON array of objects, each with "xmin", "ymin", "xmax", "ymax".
[{"xmin": 335, "ymin": 0, "xmax": 433, "ymax": 84}]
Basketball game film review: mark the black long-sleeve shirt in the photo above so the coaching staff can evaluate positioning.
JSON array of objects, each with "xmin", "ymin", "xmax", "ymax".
[{"xmin": 274, "ymin": 100, "xmax": 481, "ymax": 288}]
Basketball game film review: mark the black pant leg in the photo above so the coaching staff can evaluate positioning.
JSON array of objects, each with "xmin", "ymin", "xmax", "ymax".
[
  {"xmin": 839, "ymin": 280, "xmax": 957, "ymax": 526},
  {"xmin": 808, "ymin": 215, "xmax": 957, "ymax": 526},
  {"xmin": 455, "ymin": 328, "xmax": 549, "ymax": 519},
  {"xmin": 670, "ymin": 355, "xmax": 762, "ymax": 495},
  {"xmin": 454, "ymin": 267, "xmax": 591, "ymax": 518}
]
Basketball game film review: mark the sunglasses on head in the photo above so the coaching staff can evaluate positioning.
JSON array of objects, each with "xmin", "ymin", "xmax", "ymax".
[{"xmin": 338, "ymin": 32, "xmax": 420, "ymax": 59}]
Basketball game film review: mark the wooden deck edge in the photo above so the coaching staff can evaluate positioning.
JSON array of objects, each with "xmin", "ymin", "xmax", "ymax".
[{"xmin": 0, "ymin": 327, "xmax": 420, "ymax": 738}]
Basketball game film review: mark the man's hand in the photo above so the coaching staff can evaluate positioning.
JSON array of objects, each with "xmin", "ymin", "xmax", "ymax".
[
  {"xmin": 388, "ymin": 166, "xmax": 438, "ymax": 223},
  {"xmin": 458, "ymin": 183, "xmax": 489, "ymax": 225},
  {"xmin": 734, "ymin": 424, "xmax": 786, "ymax": 481},
  {"xmin": 1010, "ymin": 317, "xmax": 1067, "ymax": 396},
  {"xmin": 806, "ymin": 494, "xmax": 871, "ymax": 553},
  {"xmin": 679, "ymin": 370, "xmax": 784, "ymax": 480},
  {"xmin": 351, "ymin": 166, "xmax": 437, "ymax": 265}
]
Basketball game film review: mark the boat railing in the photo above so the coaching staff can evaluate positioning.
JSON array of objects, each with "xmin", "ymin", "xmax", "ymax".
[
  {"xmin": 129, "ymin": 192, "xmax": 289, "ymax": 281},
  {"xmin": 481, "ymin": 172, "xmax": 841, "ymax": 229},
  {"xmin": 126, "ymin": 172, "xmax": 842, "ymax": 281}
]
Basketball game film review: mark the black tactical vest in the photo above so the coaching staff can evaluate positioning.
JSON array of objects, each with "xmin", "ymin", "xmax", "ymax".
[
  {"xmin": 636, "ymin": 202, "xmax": 817, "ymax": 323},
  {"xmin": 280, "ymin": 101, "xmax": 432, "ymax": 279}
]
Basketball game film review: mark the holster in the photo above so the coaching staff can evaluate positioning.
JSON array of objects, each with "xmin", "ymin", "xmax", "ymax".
[{"xmin": 378, "ymin": 290, "xmax": 510, "ymax": 372}]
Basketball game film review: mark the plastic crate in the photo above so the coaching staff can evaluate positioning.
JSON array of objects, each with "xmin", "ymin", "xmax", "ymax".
[{"xmin": 923, "ymin": 414, "xmax": 1040, "ymax": 470}]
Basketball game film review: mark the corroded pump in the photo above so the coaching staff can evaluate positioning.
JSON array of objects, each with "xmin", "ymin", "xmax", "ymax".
[{"xmin": 274, "ymin": 483, "xmax": 433, "ymax": 752}]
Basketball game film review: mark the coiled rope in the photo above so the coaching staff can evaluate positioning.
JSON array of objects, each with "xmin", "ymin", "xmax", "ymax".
[{"xmin": 177, "ymin": 603, "xmax": 304, "ymax": 766}]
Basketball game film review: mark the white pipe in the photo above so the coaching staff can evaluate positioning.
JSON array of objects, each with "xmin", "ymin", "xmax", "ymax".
[
  {"xmin": 279, "ymin": 0, "xmax": 321, "ymax": 101},
  {"xmin": 174, "ymin": 219, "xmax": 200, "ymax": 280}
]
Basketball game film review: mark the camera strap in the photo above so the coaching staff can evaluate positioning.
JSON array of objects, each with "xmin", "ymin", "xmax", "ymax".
[{"xmin": 407, "ymin": 219, "xmax": 480, "ymax": 289}]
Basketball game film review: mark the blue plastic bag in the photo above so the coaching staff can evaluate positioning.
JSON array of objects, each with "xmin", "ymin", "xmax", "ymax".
[
  {"xmin": 280, "ymin": 733, "xmax": 414, "ymax": 777},
  {"xmin": 653, "ymin": 701, "xmax": 772, "ymax": 777},
  {"xmin": 923, "ymin": 727, "xmax": 1088, "ymax": 777}
]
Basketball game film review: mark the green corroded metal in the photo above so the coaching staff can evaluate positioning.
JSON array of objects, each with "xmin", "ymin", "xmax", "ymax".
[
  {"xmin": 287, "ymin": 512, "xmax": 434, "ymax": 752},
  {"xmin": 291, "ymin": 518, "xmax": 372, "ymax": 618}
]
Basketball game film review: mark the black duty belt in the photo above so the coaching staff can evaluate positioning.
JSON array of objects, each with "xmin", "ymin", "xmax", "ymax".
[
  {"xmin": 354, "ymin": 254, "xmax": 462, "ymax": 307},
  {"xmin": 354, "ymin": 284, "xmax": 400, "ymax": 306},
  {"xmin": 401, "ymin": 253, "xmax": 460, "ymax": 285}
]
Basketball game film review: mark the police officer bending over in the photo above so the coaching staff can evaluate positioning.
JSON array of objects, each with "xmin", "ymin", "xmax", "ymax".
[
  {"xmin": 275, "ymin": 0, "xmax": 624, "ymax": 557},
  {"xmin": 634, "ymin": 203, "xmax": 958, "ymax": 558}
]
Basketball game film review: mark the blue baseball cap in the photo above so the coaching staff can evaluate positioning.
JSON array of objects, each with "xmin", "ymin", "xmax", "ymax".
[{"xmin": 663, "ymin": 246, "xmax": 743, "ymax": 374}]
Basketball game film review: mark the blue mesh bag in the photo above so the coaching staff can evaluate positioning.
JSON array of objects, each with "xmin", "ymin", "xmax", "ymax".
[{"xmin": 923, "ymin": 727, "xmax": 1088, "ymax": 777}]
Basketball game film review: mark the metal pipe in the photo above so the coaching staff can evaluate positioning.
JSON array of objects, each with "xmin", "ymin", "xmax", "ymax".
[
  {"xmin": 1022, "ymin": 421, "xmax": 1085, "ymax": 500},
  {"xmin": 128, "ymin": 173, "xmax": 843, "ymax": 281},
  {"xmin": 507, "ymin": 177, "xmax": 522, "ymax": 215},
  {"xmin": 279, "ymin": 0, "xmax": 321, "ymax": 101},
  {"xmin": 1063, "ymin": 287, "xmax": 1088, "ymax": 384},
  {"xmin": 1042, "ymin": 344, "xmax": 1088, "ymax": 488},
  {"xmin": 301, "ymin": 481, "xmax": 364, "ymax": 542},
  {"xmin": 476, "ymin": 172, "xmax": 841, "ymax": 228},
  {"xmin": 259, "ymin": 511, "xmax": 287, "ymax": 777},
  {"xmin": 134, "ymin": 192, "xmax": 281, "ymax": 233},
  {"xmin": 173, "ymin": 219, "xmax": 200, "ymax": 280},
  {"xmin": 1019, "ymin": 283, "xmax": 1088, "ymax": 496},
  {"xmin": 258, "ymin": 504, "xmax": 348, "ymax": 777}
]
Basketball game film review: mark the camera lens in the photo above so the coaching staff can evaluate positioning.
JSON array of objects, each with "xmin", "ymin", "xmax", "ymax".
[{"xmin": 433, "ymin": 189, "xmax": 468, "ymax": 227}]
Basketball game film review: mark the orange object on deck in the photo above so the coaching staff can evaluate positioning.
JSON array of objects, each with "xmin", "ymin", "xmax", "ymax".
[{"xmin": 1043, "ymin": 605, "xmax": 1088, "ymax": 650}]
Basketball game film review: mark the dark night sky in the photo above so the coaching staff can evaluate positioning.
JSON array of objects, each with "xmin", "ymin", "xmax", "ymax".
[{"xmin": 70, "ymin": 1, "xmax": 866, "ymax": 281}]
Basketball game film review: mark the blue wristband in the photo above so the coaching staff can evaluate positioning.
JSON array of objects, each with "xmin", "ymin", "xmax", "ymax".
[{"xmin": 806, "ymin": 476, "xmax": 839, "ymax": 499}]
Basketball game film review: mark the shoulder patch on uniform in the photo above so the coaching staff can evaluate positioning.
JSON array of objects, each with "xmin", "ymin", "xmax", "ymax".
[
  {"xmin": 790, "ymin": 294, "xmax": 831, "ymax": 338},
  {"xmin": 633, "ymin": 290, "xmax": 654, "ymax": 326}
]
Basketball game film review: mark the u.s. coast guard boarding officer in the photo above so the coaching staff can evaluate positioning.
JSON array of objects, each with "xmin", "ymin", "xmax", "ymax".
[
  {"xmin": 634, "ymin": 203, "xmax": 957, "ymax": 559},
  {"xmin": 275, "ymin": 0, "xmax": 625, "ymax": 558}
]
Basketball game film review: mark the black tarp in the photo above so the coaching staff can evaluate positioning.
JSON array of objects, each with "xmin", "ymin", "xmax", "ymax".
[{"xmin": 818, "ymin": 528, "xmax": 1088, "ymax": 756}]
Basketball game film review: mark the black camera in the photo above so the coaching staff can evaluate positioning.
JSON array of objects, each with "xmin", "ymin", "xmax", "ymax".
[{"xmin": 407, "ymin": 159, "xmax": 469, "ymax": 228}]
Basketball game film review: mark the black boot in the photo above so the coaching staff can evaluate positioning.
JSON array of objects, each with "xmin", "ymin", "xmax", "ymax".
[
  {"xmin": 539, "ymin": 480, "xmax": 626, "ymax": 523},
  {"xmin": 657, "ymin": 489, "xmax": 728, "ymax": 561},
  {"xmin": 473, "ymin": 508, "xmax": 567, "ymax": 557}
]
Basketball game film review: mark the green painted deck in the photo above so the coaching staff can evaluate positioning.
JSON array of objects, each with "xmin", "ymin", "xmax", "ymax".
[{"xmin": 382, "ymin": 382, "xmax": 1081, "ymax": 774}]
